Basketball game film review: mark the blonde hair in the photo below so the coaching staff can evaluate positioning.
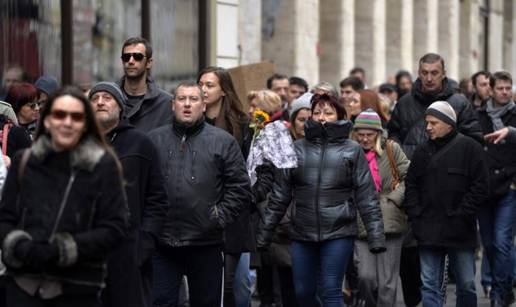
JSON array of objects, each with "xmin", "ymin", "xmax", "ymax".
[
  {"xmin": 351, "ymin": 130, "xmax": 383, "ymax": 156},
  {"xmin": 247, "ymin": 90, "xmax": 282, "ymax": 115}
]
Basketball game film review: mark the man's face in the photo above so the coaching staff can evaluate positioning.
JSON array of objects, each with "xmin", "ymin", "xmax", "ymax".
[
  {"xmin": 418, "ymin": 61, "xmax": 446, "ymax": 93},
  {"xmin": 491, "ymin": 79, "xmax": 513, "ymax": 107},
  {"xmin": 340, "ymin": 85, "xmax": 357, "ymax": 106},
  {"xmin": 121, "ymin": 43, "xmax": 152, "ymax": 80},
  {"xmin": 90, "ymin": 91, "xmax": 121, "ymax": 130},
  {"xmin": 3, "ymin": 67, "xmax": 23, "ymax": 90},
  {"xmin": 271, "ymin": 78, "xmax": 289, "ymax": 103},
  {"xmin": 173, "ymin": 86, "xmax": 205, "ymax": 125},
  {"xmin": 474, "ymin": 75, "xmax": 491, "ymax": 101},
  {"xmin": 288, "ymin": 84, "xmax": 306, "ymax": 102},
  {"xmin": 425, "ymin": 115, "xmax": 452, "ymax": 140}
]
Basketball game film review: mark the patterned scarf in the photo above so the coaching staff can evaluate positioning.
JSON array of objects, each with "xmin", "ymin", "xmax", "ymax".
[
  {"xmin": 365, "ymin": 150, "xmax": 381, "ymax": 192},
  {"xmin": 486, "ymin": 99, "xmax": 515, "ymax": 131}
]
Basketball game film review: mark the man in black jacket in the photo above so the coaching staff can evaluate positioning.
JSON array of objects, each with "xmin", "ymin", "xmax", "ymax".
[
  {"xmin": 117, "ymin": 37, "xmax": 173, "ymax": 133},
  {"xmin": 148, "ymin": 82, "xmax": 251, "ymax": 307},
  {"xmin": 387, "ymin": 53, "xmax": 483, "ymax": 307},
  {"xmin": 477, "ymin": 71, "xmax": 516, "ymax": 307},
  {"xmin": 89, "ymin": 82, "xmax": 169, "ymax": 307},
  {"xmin": 405, "ymin": 101, "xmax": 488, "ymax": 307}
]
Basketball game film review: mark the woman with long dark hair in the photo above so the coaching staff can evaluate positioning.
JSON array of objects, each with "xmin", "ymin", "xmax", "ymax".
[{"xmin": 0, "ymin": 86, "xmax": 128, "ymax": 307}]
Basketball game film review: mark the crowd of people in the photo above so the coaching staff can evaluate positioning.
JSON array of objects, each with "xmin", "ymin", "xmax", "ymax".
[{"xmin": 0, "ymin": 36, "xmax": 514, "ymax": 307}]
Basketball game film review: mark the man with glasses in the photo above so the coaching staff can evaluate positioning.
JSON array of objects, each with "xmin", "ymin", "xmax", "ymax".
[{"xmin": 117, "ymin": 37, "xmax": 172, "ymax": 132}]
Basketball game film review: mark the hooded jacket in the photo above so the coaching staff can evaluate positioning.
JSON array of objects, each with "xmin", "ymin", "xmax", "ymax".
[
  {"xmin": 117, "ymin": 77, "xmax": 172, "ymax": 133},
  {"xmin": 388, "ymin": 78, "xmax": 483, "ymax": 159},
  {"xmin": 0, "ymin": 136, "xmax": 128, "ymax": 289},
  {"xmin": 149, "ymin": 117, "xmax": 252, "ymax": 247},
  {"xmin": 257, "ymin": 120, "xmax": 386, "ymax": 252}
]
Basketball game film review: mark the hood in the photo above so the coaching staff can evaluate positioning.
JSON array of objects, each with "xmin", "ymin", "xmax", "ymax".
[
  {"xmin": 412, "ymin": 77, "xmax": 455, "ymax": 106},
  {"xmin": 305, "ymin": 119, "xmax": 353, "ymax": 143}
]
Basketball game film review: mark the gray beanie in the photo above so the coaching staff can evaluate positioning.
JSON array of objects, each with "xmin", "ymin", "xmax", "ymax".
[
  {"xmin": 35, "ymin": 75, "xmax": 59, "ymax": 96},
  {"xmin": 425, "ymin": 100, "xmax": 456, "ymax": 127},
  {"xmin": 289, "ymin": 92, "xmax": 313, "ymax": 122},
  {"xmin": 88, "ymin": 82, "xmax": 126, "ymax": 114}
]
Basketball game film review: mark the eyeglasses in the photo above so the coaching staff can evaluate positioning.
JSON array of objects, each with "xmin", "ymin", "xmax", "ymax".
[
  {"xmin": 26, "ymin": 101, "xmax": 41, "ymax": 110},
  {"xmin": 50, "ymin": 109, "xmax": 86, "ymax": 122},
  {"xmin": 121, "ymin": 53, "xmax": 146, "ymax": 62}
]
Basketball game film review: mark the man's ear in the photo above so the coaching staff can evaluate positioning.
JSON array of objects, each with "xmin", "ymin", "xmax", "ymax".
[{"xmin": 146, "ymin": 57, "xmax": 154, "ymax": 70}]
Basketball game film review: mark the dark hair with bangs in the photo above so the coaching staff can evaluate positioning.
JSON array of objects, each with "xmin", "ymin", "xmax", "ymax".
[{"xmin": 310, "ymin": 94, "xmax": 347, "ymax": 120}]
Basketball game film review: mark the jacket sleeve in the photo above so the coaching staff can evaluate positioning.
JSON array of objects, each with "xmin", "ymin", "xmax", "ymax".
[
  {"xmin": 353, "ymin": 148, "xmax": 386, "ymax": 252},
  {"xmin": 404, "ymin": 147, "xmax": 424, "ymax": 219},
  {"xmin": 256, "ymin": 167, "xmax": 293, "ymax": 247},
  {"xmin": 252, "ymin": 160, "xmax": 275, "ymax": 204},
  {"xmin": 387, "ymin": 103, "xmax": 404, "ymax": 144},
  {"xmin": 0, "ymin": 152, "xmax": 24, "ymax": 249},
  {"xmin": 141, "ymin": 139, "xmax": 169, "ymax": 239},
  {"xmin": 457, "ymin": 142, "xmax": 489, "ymax": 215},
  {"xmin": 456, "ymin": 96, "xmax": 483, "ymax": 144},
  {"xmin": 70, "ymin": 154, "xmax": 129, "ymax": 263},
  {"xmin": 385, "ymin": 141, "xmax": 410, "ymax": 207},
  {"xmin": 213, "ymin": 138, "xmax": 252, "ymax": 228}
]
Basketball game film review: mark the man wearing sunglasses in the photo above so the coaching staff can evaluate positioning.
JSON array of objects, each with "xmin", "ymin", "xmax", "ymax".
[
  {"xmin": 89, "ymin": 82, "xmax": 169, "ymax": 307},
  {"xmin": 117, "ymin": 37, "xmax": 172, "ymax": 133}
]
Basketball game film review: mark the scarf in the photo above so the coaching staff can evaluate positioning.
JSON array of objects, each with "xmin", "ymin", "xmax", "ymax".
[
  {"xmin": 365, "ymin": 150, "xmax": 381, "ymax": 192},
  {"xmin": 486, "ymin": 99, "xmax": 516, "ymax": 131}
]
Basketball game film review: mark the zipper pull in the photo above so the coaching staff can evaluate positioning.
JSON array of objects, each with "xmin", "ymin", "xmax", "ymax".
[{"xmin": 180, "ymin": 135, "xmax": 187, "ymax": 152}]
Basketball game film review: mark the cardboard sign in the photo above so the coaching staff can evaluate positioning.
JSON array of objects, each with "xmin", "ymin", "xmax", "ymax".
[{"xmin": 228, "ymin": 61, "xmax": 276, "ymax": 109}]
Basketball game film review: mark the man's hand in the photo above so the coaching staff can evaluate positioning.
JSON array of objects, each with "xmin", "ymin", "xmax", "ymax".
[{"xmin": 484, "ymin": 127, "xmax": 509, "ymax": 144}]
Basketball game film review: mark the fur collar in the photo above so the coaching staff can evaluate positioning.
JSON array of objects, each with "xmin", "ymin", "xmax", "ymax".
[{"xmin": 31, "ymin": 135, "xmax": 106, "ymax": 171}]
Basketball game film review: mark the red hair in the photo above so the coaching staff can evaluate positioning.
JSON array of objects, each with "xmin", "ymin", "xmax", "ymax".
[
  {"xmin": 358, "ymin": 90, "xmax": 388, "ymax": 122},
  {"xmin": 5, "ymin": 82, "xmax": 38, "ymax": 114}
]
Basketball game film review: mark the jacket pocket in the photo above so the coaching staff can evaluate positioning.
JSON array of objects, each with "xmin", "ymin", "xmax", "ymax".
[{"xmin": 446, "ymin": 168, "xmax": 468, "ymax": 191}]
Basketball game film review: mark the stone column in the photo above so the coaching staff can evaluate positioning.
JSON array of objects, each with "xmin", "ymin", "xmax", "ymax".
[
  {"xmin": 386, "ymin": 0, "xmax": 413, "ymax": 77},
  {"xmin": 238, "ymin": 0, "xmax": 261, "ymax": 64},
  {"xmin": 413, "ymin": 0, "xmax": 438, "ymax": 70},
  {"xmin": 355, "ymin": 0, "xmax": 386, "ymax": 87},
  {"xmin": 488, "ymin": 0, "xmax": 504, "ymax": 71},
  {"xmin": 459, "ymin": 0, "xmax": 482, "ymax": 78},
  {"xmin": 319, "ymin": 0, "xmax": 354, "ymax": 85},
  {"xmin": 262, "ymin": 0, "xmax": 319, "ymax": 85},
  {"xmin": 502, "ymin": 0, "xmax": 514, "ymax": 74},
  {"xmin": 400, "ymin": 0, "xmax": 414, "ymax": 73},
  {"xmin": 438, "ymin": 0, "xmax": 460, "ymax": 80}
]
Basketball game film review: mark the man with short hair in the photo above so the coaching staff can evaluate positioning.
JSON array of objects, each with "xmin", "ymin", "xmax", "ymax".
[
  {"xmin": 339, "ymin": 76, "xmax": 364, "ymax": 117},
  {"xmin": 117, "ymin": 37, "xmax": 172, "ymax": 132},
  {"xmin": 267, "ymin": 73, "xmax": 290, "ymax": 120},
  {"xmin": 405, "ymin": 100, "xmax": 488, "ymax": 307},
  {"xmin": 149, "ymin": 82, "xmax": 251, "ymax": 307},
  {"xmin": 388, "ymin": 53, "xmax": 483, "ymax": 307},
  {"xmin": 288, "ymin": 76, "xmax": 308, "ymax": 102},
  {"xmin": 350, "ymin": 66, "xmax": 366, "ymax": 86},
  {"xmin": 477, "ymin": 71, "xmax": 516, "ymax": 307},
  {"xmin": 471, "ymin": 71, "xmax": 492, "ymax": 109},
  {"xmin": 89, "ymin": 82, "xmax": 169, "ymax": 307}
]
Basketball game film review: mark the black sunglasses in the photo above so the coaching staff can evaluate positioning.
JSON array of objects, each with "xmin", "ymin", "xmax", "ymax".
[
  {"xmin": 121, "ymin": 53, "xmax": 146, "ymax": 62},
  {"xmin": 26, "ymin": 101, "xmax": 41, "ymax": 110},
  {"xmin": 50, "ymin": 109, "xmax": 86, "ymax": 122}
]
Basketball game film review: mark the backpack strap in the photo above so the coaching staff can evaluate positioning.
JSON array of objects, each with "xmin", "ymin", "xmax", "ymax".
[
  {"xmin": 385, "ymin": 140, "xmax": 400, "ymax": 191},
  {"xmin": 2, "ymin": 122, "xmax": 11, "ymax": 156}
]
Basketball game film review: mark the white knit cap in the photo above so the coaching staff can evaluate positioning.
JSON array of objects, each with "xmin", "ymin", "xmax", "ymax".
[{"xmin": 425, "ymin": 100, "xmax": 457, "ymax": 126}]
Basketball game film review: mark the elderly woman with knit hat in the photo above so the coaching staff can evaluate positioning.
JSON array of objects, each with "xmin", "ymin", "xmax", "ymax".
[{"xmin": 351, "ymin": 109, "xmax": 410, "ymax": 307}]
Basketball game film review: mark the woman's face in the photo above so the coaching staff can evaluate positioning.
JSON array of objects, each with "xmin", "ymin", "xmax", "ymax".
[
  {"xmin": 293, "ymin": 108, "xmax": 310, "ymax": 138},
  {"xmin": 355, "ymin": 129, "xmax": 379, "ymax": 151},
  {"xmin": 18, "ymin": 101, "xmax": 40, "ymax": 124},
  {"xmin": 312, "ymin": 102, "xmax": 338, "ymax": 124},
  {"xmin": 349, "ymin": 93, "xmax": 362, "ymax": 116},
  {"xmin": 44, "ymin": 95, "xmax": 86, "ymax": 151},
  {"xmin": 199, "ymin": 72, "xmax": 225, "ymax": 106}
]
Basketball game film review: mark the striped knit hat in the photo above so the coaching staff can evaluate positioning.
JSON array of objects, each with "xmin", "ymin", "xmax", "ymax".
[
  {"xmin": 353, "ymin": 108, "xmax": 383, "ymax": 132},
  {"xmin": 425, "ymin": 100, "xmax": 456, "ymax": 127}
]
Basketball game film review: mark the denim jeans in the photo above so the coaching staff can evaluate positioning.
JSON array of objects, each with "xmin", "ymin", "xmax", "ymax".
[
  {"xmin": 291, "ymin": 238, "xmax": 354, "ymax": 307},
  {"xmin": 478, "ymin": 190, "xmax": 516, "ymax": 304},
  {"xmin": 234, "ymin": 252, "xmax": 252, "ymax": 307},
  {"xmin": 419, "ymin": 247, "xmax": 477, "ymax": 307}
]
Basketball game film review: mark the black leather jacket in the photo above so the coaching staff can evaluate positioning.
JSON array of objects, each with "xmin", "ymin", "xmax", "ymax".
[
  {"xmin": 257, "ymin": 120, "xmax": 385, "ymax": 252},
  {"xmin": 388, "ymin": 78, "xmax": 483, "ymax": 159},
  {"xmin": 149, "ymin": 117, "xmax": 251, "ymax": 248}
]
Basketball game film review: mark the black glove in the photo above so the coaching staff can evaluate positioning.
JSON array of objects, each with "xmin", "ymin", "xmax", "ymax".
[{"xmin": 15, "ymin": 240, "xmax": 59, "ymax": 269}]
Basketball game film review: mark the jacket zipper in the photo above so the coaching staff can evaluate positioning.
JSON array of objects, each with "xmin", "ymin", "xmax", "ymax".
[
  {"xmin": 314, "ymin": 141, "xmax": 327, "ymax": 242},
  {"xmin": 49, "ymin": 169, "xmax": 77, "ymax": 242}
]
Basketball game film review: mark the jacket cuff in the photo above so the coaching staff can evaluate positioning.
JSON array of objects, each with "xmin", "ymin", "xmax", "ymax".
[
  {"xmin": 54, "ymin": 233, "xmax": 78, "ymax": 267},
  {"xmin": 2, "ymin": 230, "xmax": 32, "ymax": 268}
]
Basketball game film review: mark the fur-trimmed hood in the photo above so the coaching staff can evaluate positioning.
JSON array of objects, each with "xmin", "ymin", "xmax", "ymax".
[{"xmin": 31, "ymin": 135, "xmax": 106, "ymax": 172}]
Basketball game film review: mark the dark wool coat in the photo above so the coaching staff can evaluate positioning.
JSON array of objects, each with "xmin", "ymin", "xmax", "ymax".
[
  {"xmin": 117, "ymin": 77, "xmax": 173, "ymax": 133},
  {"xmin": 0, "ymin": 136, "xmax": 128, "ymax": 291},
  {"xmin": 477, "ymin": 104, "xmax": 516, "ymax": 200},
  {"xmin": 102, "ymin": 120, "xmax": 169, "ymax": 307},
  {"xmin": 388, "ymin": 78, "xmax": 483, "ymax": 159},
  {"xmin": 405, "ymin": 131, "xmax": 489, "ymax": 248},
  {"xmin": 257, "ymin": 120, "xmax": 386, "ymax": 252},
  {"xmin": 149, "ymin": 118, "xmax": 252, "ymax": 248}
]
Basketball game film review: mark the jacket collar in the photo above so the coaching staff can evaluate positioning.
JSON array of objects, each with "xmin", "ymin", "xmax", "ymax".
[
  {"xmin": 117, "ymin": 76, "xmax": 160, "ymax": 101},
  {"xmin": 31, "ymin": 135, "xmax": 105, "ymax": 171},
  {"xmin": 172, "ymin": 116, "xmax": 205, "ymax": 137},
  {"xmin": 304, "ymin": 119, "xmax": 352, "ymax": 143},
  {"xmin": 412, "ymin": 77, "xmax": 455, "ymax": 106}
]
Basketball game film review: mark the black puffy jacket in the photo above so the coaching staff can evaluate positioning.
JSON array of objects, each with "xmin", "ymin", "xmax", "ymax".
[
  {"xmin": 257, "ymin": 120, "xmax": 385, "ymax": 252},
  {"xmin": 388, "ymin": 78, "xmax": 483, "ymax": 159},
  {"xmin": 148, "ymin": 118, "xmax": 252, "ymax": 248}
]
